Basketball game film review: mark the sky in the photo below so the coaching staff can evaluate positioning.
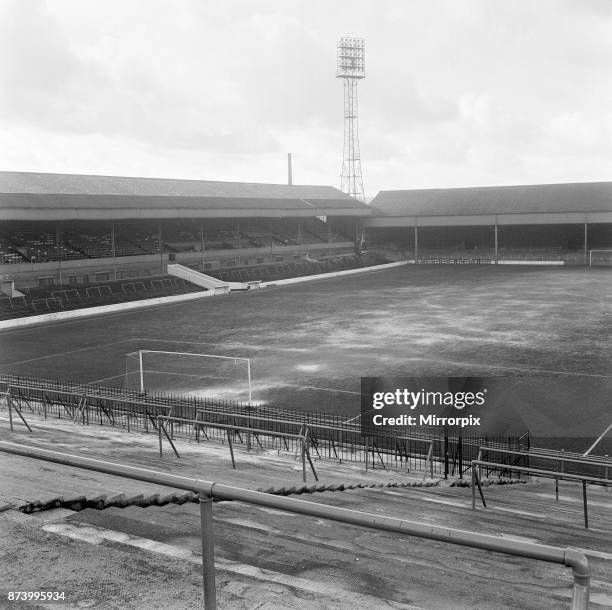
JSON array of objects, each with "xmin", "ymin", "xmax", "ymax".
[{"xmin": 0, "ymin": 0, "xmax": 611, "ymax": 201}]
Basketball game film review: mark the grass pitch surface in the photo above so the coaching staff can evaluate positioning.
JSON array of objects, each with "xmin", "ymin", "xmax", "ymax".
[{"xmin": 1, "ymin": 265, "xmax": 610, "ymax": 446}]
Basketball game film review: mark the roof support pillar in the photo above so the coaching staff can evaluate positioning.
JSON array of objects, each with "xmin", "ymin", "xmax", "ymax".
[
  {"xmin": 584, "ymin": 222, "xmax": 588, "ymax": 267},
  {"xmin": 111, "ymin": 222, "xmax": 117, "ymax": 280},
  {"xmin": 200, "ymin": 221, "xmax": 205, "ymax": 270},
  {"xmin": 494, "ymin": 218, "xmax": 498, "ymax": 265},
  {"xmin": 56, "ymin": 223, "xmax": 63, "ymax": 284},
  {"xmin": 414, "ymin": 224, "xmax": 419, "ymax": 263},
  {"xmin": 158, "ymin": 221, "xmax": 163, "ymax": 273}
]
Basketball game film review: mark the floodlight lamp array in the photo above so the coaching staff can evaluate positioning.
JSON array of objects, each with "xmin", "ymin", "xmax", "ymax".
[{"xmin": 337, "ymin": 36, "xmax": 365, "ymax": 79}]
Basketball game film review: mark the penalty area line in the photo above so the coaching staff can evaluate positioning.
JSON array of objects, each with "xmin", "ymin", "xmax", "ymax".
[
  {"xmin": 408, "ymin": 356, "xmax": 612, "ymax": 379},
  {"xmin": 0, "ymin": 339, "xmax": 135, "ymax": 368}
]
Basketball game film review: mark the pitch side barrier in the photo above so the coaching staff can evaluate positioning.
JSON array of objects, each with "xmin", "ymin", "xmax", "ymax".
[
  {"xmin": 0, "ymin": 442, "xmax": 590, "ymax": 610},
  {"xmin": 0, "ymin": 374, "xmax": 347, "ymax": 427},
  {"xmin": 478, "ymin": 447, "xmax": 612, "ymax": 480},
  {"xmin": 471, "ymin": 460, "xmax": 612, "ymax": 529}
]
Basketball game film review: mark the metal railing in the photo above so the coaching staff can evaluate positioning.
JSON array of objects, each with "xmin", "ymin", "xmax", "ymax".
[
  {"xmin": 478, "ymin": 446, "xmax": 612, "ymax": 480},
  {"xmin": 471, "ymin": 459, "xmax": 612, "ymax": 529},
  {"xmin": 156, "ymin": 415, "xmax": 319, "ymax": 482},
  {"xmin": 2, "ymin": 391, "xmax": 32, "ymax": 432},
  {"xmin": 0, "ymin": 441, "xmax": 590, "ymax": 609},
  {"xmin": 1, "ymin": 375, "xmax": 534, "ymax": 477}
]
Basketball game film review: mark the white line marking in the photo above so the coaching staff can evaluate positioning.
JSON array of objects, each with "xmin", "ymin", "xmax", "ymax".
[
  {"xmin": 88, "ymin": 373, "xmax": 127, "ymax": 384},
  {"xmin": 279, "ymin": 383, "xmax": 361, "ymax": 395},
  {"xmin": 0, "ymin": 339, "xmax": 133, "ymax": 367},
  {"xmin": 387, "ymin": 356, "xmax": 612, "ymax": 379}
]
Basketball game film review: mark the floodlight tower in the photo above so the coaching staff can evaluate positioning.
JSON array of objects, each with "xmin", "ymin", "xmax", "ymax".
[{"xmin": 337, "ymin": 35, "xmax": 365, "ymax": 201}]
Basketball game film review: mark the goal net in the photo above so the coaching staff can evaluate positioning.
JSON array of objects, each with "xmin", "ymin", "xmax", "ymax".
[
  {"xmin": 123, "ymin": 350, "xmax": 252, "ymax": 402},
  {"xmin": 589, "ymin": 250, "xmax": 612, "ymax": 267}
]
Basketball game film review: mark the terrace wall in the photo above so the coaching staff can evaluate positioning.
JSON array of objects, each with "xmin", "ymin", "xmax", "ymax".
[{"xmin": 0, "ymin": 242, "xmax": 355, "ymax": 289}]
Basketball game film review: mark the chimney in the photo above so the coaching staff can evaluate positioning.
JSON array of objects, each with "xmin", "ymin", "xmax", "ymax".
[{"xmin": 288, "ymin": 153, "xmax": 293, "ymax": 186}]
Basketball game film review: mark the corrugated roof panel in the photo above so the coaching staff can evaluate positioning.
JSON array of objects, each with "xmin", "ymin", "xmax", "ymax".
[
  {"xmin": 0, "ymin": 171, "xmax": 357, "ymax": 201},
  {"xmin": 371, "ymin": 182, "xmax": 612, "ymax": 216},
  {"xmin": 0, "ymin": 194, "xmax": 315, "ymax": 210}
]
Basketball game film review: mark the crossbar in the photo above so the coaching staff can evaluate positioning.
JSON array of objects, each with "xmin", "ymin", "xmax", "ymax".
[
  {"xmin": 0, "ymin": 441, "xmax": 590, "ymax": 609},
  {"xmin": 132, "ymin": 350, "xmax": 252, "ymax": 402}
]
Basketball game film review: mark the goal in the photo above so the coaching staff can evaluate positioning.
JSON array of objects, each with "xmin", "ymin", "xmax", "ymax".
[
  {"xmin": 123, "ymin": 350, "xmax": 252, "ymax": 402},
  {"xmin": 588, "ymin": 250, "xmax": 612, "ymax": 267}
]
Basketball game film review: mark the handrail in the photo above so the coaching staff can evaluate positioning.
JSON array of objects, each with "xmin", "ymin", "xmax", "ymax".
[{"xmin": 0, "ymin": 441, "xmax": 590, "ymax": 609}]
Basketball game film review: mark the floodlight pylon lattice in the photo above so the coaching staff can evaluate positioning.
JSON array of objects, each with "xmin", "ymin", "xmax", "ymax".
[{"xmin": 337, "ymin": 35, "xmax": 365, "ymax": 202}]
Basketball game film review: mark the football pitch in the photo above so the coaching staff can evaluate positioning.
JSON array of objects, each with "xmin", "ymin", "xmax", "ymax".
[{"xmin": 1, "ymin": 265, "xmax": 610, "ymax": 446}]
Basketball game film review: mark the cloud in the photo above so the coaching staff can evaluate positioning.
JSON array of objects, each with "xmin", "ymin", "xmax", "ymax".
[{"xmin": 0, "ymin": 0, "xmax": 610, "ymax": 197}]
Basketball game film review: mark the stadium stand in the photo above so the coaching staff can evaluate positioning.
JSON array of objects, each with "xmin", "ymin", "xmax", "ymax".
[
  {"xmin": 367, "ymin": 181, "xmax": 612, "ymax": 264},
  {"xmin": 2, "ymin": 172, "xmax": 610, "ymax": 295},
  {"xmin": 0, "ymin": 275, "xmax": 203, "ymax": 321},
  {"xmin": 0, "ymin": 171, "xmax": 367, "ymax": 291}
]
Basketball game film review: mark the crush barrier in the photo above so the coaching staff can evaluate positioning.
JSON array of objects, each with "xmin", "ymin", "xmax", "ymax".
[
  {"xmin": 478, "ymin": 446, "xmax": 612, "ymax": 480},
  {"xmin": 471, "ymin": 460, "xmax": 612, "ymax": 529},
  {"xmin": 156, "ymin": 415, "xmax": 319, "ymax": 482}
]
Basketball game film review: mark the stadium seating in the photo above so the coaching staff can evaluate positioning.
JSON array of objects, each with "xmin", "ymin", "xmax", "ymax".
[
  {"xmin": 4, "ymin": 230, "xmax": 83, "ymax": 263},
  {"xmin": 0, "ymin": 219, "xmax": 355, "ymax": 266},
  {"xmin": 0, "ymin": 238, "xmax": 26, "ymax": 264},
  {"xmin": 64, "ymin": 229, "xmax": 144, "ymax": 258},
  {"xmin": 0, "ymin": 276, "xmax": 203, "ymax": 321},
  {"xmin": 212, "ymin": 253, "xmax": 388, "ymax": 283},
  {"xmin": 0, "ymin": 255, "xmax": 391, "ymax": 320}
]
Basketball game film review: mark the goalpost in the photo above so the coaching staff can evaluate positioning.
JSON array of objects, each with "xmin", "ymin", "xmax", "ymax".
[
  {"xmin": 588, "ymin": 249, "xmax": 612, "ymax": 267},
  {"xmin": 125, "ymin": 350, "xmax": 252, "ymax": 402}
]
